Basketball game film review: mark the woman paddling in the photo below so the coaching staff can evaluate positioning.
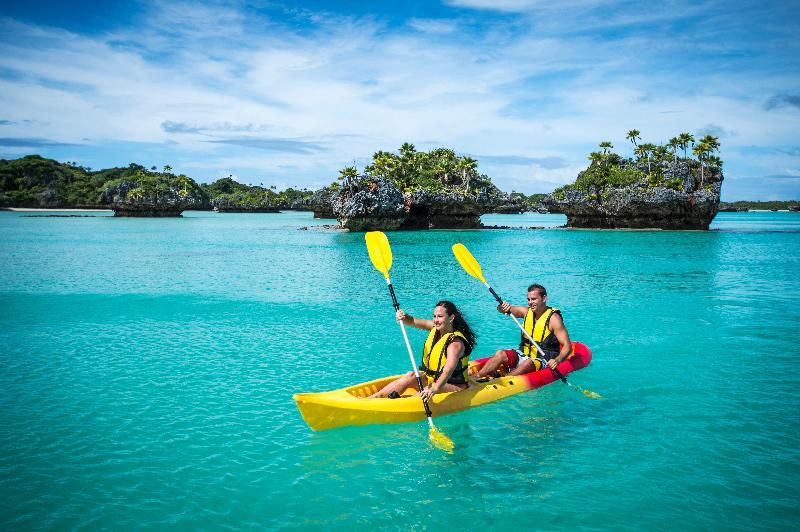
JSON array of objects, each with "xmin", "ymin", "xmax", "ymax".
[{"xmin": 367, "ymin": 300, "xmax": 476, "ymax": 400}]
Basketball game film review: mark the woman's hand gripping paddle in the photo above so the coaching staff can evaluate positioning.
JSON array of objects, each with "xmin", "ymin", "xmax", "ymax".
[
  {"xmin": 451, "ymin": 243, "xmax": 601, "ymax": 399},
  {"xmin": 365, "ymin": 231, "xmax": 455, "ymax": 452}
]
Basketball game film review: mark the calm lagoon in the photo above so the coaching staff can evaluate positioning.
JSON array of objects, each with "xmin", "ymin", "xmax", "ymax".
[{"xmin": 1, "ymin": 210, "xmax": 798, "ymax": 529}]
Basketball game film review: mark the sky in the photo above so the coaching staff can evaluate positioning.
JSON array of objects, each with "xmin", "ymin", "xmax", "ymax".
[{"xmin": 0, "ymin": 0, "xmax": 798, "ymax": 200}]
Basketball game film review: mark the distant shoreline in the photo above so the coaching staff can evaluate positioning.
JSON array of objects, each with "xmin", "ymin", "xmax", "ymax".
[{"xmin": 4, "ymin": 207, "xmax": 113, "ymax": 212}]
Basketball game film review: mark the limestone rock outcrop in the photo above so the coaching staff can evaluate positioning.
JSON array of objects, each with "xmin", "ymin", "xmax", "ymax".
[
  {"xmin": 308, "ymin": 186, "xmax": 337, "ymax": 219},
  {"xmin": 100, "ymin": 179, "xmax": 208, "ymax": 217},
  {"xmin": 330, "ymin": 176, "xmax": 513, "ymax": 231},
  {"xmin": 331, "ymin": 177, "xmax": 406, "ymax": 231},
  {"xmin": 545, "ymin": 160, "xmax": 722, "ymax": 230}
]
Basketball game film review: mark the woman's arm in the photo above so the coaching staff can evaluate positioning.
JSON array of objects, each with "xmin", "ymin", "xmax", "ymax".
[{"xmin": 396, "ymin": 309, "xmax": 434, "ymax": 330}]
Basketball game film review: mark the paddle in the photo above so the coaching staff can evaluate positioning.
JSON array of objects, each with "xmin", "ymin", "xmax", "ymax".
[
  {"xmin": 365, "ymin": 231, "xmax": 455, "ymax": 452},
  {"xmin": 452, "ymin": 243, "xmax": 601, "ymax": 399}
]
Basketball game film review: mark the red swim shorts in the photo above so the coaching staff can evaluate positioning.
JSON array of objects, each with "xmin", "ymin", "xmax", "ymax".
[
  {"xmin": 503, "ymin": 349, "xmax": 521, "ymax": 368},
  {"xmin": 503, "ymin": 349, "xmax": 544, "ymax": 371}
]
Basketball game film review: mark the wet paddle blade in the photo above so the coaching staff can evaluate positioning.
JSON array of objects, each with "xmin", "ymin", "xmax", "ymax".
[
  {"xmin": 429, "ymin": 427, "xmax": 455, "ymax": 453},
  {"xmin": 583, "ymin": 389, "xmax": 603, "ymax": 399},
  {"xmin": 452, "ymin": 243, "xmax": 486, "ymax": 284},
  {"xmin": 365, "ymin": 231, "xmax": 392, "ymax": 278}
]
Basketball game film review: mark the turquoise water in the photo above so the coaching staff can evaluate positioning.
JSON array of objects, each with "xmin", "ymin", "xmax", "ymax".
[{"xmin": 1, "ymin": 210, "xmax": 799, "ymax": 529}]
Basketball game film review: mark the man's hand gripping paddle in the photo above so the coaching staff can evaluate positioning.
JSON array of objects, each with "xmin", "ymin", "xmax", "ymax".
[
  {"xmin": 451, "ymin": 243, "xmax": 601, "ymax": 399},
  {"xmin": 365, "ymin": 231, "xmax": 455, "ymax": 452}
]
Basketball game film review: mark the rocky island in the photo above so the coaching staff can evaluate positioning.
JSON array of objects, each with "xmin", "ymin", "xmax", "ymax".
[
  {"xmin": 3, "ymin": 149, "xmax": 793, "ymax": 225},
  {"xmin": 545, "ymin": 131, "xmax": 723, "ymax": 230},
  {"xmin": 0, "ymin": 155, "xmax": 316, "ymax": 215},
  {"xmin": 100, "ymin": 168, "xmax": 209, "ymax": 216},
  {"xmin": 201, "ymin": 177, "xmax": 280, "ymax": 213},
  {"xmin": 328, "ymin": 144, "xmax": 515, "ymax": 231}
]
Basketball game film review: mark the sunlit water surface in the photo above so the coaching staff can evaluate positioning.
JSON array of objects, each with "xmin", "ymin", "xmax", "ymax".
[{"xmin": 1, "ymin": 210, "xmax": 798, "ymax": 529}]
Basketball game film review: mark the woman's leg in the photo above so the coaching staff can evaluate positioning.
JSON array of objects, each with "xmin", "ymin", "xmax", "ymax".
[
  {"xmin": 367, "ymin": 371, "xmax": 424, "ymax": 398},
  {"xmin": 436, "ymin": 382, "xmax": 469, "ymax": 393}
]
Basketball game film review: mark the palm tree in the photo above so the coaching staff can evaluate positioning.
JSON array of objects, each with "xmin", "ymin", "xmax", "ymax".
[
  {"xmin": 626, "ymin": 129, "xmax": 641, "ymax": 150},
  {"xmin": 699, "ymin": 134, "xmax": 720, "ymax": 155},
  {"xmin": 397, "ymin": 143, "xmax": 417, "ymax": 188},
  {"xmin": 634, "ymin": 144, "xmax": 652, "ymax": 175},
  {"xmin": 668, "ymin": 137, "xmax": 680, "ymax": 162},
  {"xmin": 634, "ymin": 144, "xmax": 647, "ymax": 162},
  {"xmin": 175, "ymin": 174, "xmax": 190, "ymax": 198},
  {"xmin": 338, "ymin": 165, "xmax": 359, "ymax": 191},
  {"xmin": 588, "ymin": 151, "xmax": 604, "ymax": 166},
  {"xmin": 429, "ymin": 148, "xmax": 456, "ymax": 185},
  {"xmin": 338, "ymin": 166, "xmax": 358, "ymax": 180},
  {"xmin": 459, "ymin": 156, "xmax": 478, "ymax": 192},
  {"xmin": 599, "ymin": 141, "xmax": 613, "ymax": 155},
  {"xmin": 399, "ymin": 142, "xmax": 416, "ymax": 158},
  {"xmin": 677, "ymin": 133, "xmax": 695, "ymax": 160},
  {"xmin": 693, "ymin": 142, "xmax": 710, "ymax": 188},
  {"xmin": 641, "ymin": 143, "xmax": 657, "ymax": 174},
  {"xmin": 163, "ymin": 164, "xmax": 172, "ymax": 174},
  {"xmin": 368, "ymin": 150, "xmax": 396, "ymax": 178}
]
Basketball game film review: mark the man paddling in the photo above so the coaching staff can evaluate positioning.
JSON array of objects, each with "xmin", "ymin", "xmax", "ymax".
[{"xmin": 475, "ymin": 283, "xmax": 572, "ymax": 379}]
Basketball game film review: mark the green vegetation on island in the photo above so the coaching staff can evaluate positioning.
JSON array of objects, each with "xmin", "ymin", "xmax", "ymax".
[
  {"xmin": 337, "ymin": 142, "xmax": 493, "ymax": 194},
  {"xmin": 718, "ymin": 200, "xmax": 800, "ymax": 211},
  {"xmin": 329, "ymin": 143, "xmax": 515, "ymax": 230},
  {"xmin": 1, "ymin": 152, "xmax": 795, "ymax": 218},
  {"xmin": 553, "ymin": 130, "xmax": 722, "ymax": 200},
  {"xmin": 201, "ymin": 178, "xmax": 314, "ymax": 211},
  {"xmin": 0, "ymin": 155, "xmax": 110, "ymax": 207},
  {"xmin": 0, "ymin": 155, "xmax": 315, "ymax": 212},
  {"xmin": 547, "ymin": 130, "xmax": 725, "ymax": 229}
]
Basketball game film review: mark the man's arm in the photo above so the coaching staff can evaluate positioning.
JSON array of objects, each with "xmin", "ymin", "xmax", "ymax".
[
  {"xmin": 545, "ymin": 313, "xmax": 573, "ymax": 369},
  {"xmin": 497, "ymin": 301, "xmax": 528, "ymax": 318}
]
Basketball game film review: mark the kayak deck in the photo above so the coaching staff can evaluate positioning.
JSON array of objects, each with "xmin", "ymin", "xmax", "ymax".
[{"xmin": 294, "ymin": 342, "xmax": 592, "ymax": 431}]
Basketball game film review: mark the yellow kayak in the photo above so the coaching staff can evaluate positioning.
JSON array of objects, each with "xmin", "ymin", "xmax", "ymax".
[{"xmin": 294, "ymin": 342, "xmax": 592, "ymax": 431}]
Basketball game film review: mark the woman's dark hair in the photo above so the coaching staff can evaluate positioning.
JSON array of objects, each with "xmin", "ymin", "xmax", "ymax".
[{"xmin": 435, "ymin": 300, "xmax": 477, "ymax": 351}]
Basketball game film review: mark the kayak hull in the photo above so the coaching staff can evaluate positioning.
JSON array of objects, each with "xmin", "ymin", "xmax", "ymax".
[{"xmin": 293, "ymin": 342, "xmax": 592, "ymax": 431}]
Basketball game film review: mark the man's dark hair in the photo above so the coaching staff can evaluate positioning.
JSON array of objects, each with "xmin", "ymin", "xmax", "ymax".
[{"xmin": 527, "ymin": 284, "xmax": 547, "ymax": 297}]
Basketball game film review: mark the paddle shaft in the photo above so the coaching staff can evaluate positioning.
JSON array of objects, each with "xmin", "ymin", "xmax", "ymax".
[
  {"xmin": 483, "ymin": 281, "xmax": 568, "ymax": 384},
  {"xmin": 384, "ymin": 278, "xmax": 436, "ymax": 421}
]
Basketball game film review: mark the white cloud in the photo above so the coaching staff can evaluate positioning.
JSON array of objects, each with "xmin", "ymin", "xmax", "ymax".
[
  {"xmin": 0, "ymin": 3, "xmax": 797, "ymax": 198},
  {"xmin": 444, "ymin": 0, "xmax": 604, "ymax": 12},
  {"xmin": 408, "ymin": 18, "xmax": 459, "ymax": 34}
]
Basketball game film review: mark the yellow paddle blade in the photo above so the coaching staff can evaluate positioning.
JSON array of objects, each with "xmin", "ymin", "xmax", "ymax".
[
  {"xmin": 429, "ymin": 427, "xmax": 455, "ymax": 453},
  {"xmin": 583, "ymin": 389, "xmax": 603, "ymax": 399},
  {"xmin": 452, "ymin": 243, "xmax": 486, "ymax": 284},
  {"xmin": 365, "ymin": 231, "xmax": 392, "ymax": 278}
]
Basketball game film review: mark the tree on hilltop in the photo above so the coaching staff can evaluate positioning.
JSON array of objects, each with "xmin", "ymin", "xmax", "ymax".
[
  {"xmin": 636, "ymin": 143, "xmax": 657, "ymax": 175},
  {"xmin": 677, "ymin": 133, "xmax": 695, "ymax": 160},
  {"xmin": 626, "ymin": 129, "xmax": 641, "ymax": 149},
  {"xmin": 668, "ymin": 137, "xmax": 680, "ymax": 162},
  {"xmin": 693, "ymin": 134, "xmax": 720, "ymax": 187}
]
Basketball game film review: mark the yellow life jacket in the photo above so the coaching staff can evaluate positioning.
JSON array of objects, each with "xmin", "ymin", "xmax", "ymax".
[
  {"xmin": 520, "ymin": 307, "xmax": 561, "ymax": 359},
  {"xmin": 421, "ymin": 329, "xmax": 470, "ymax": 385}
]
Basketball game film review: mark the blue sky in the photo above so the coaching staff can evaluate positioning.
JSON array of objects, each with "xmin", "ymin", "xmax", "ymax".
[{"xmin": 0, "ymin": 0, "xmax": 798, "ymax": 200}]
